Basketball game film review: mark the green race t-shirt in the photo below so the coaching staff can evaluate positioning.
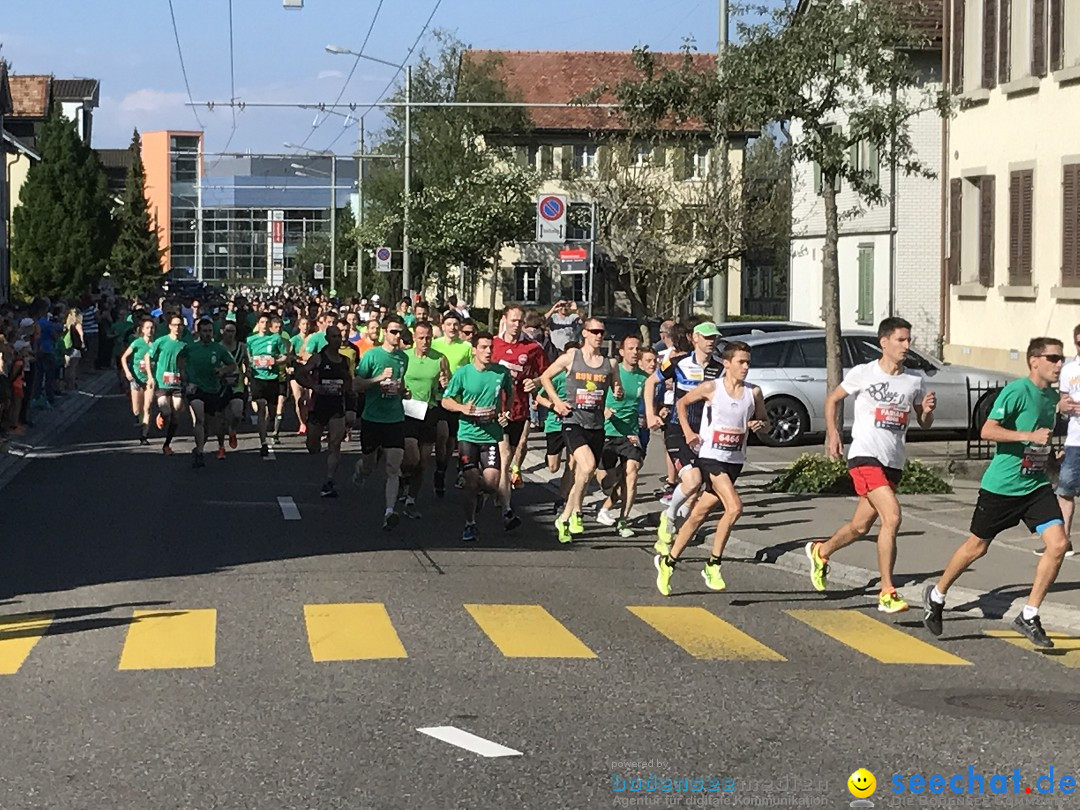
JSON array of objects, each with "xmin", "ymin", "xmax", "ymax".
[
  {"xmin": 402, "ymin": 313, "xmax": 417, "ymax": 328},
  {"xmin": 290, "ymin": 333, "xmax": 308, "ymax": 356},
  {"xmin": 356, "ymin": 346, "xmax": 408, "ymax": 423},
  {"xmin": 128, "ymin": 337, "xmax": 153, "ymax": 383},
  {"xmin": 605, "ymin": 365, "xmax": 649, "ymax": 438},
  {"xmin": 443, "ymin": 363, "xmax": 513, "ymax": 444},
  {"xmin": 404, "ymin": 348, "xmax": 445, "ymax": 405},
  {"xmin": 186, "ymin": 340, "xmax": 231, "ymax": 392},
  {"xmin": 544, "ymin": 371, "xmax": 566, "ymax": 434},
  {"xmin": 432, "ymin": 336, "xmax": 472, "ymax": 372},
  {"xmin": 245, "ymin": 333, "xmax": 288, "ymax": 381},
  {"xmin": 149, "ymin": 335, "xmax": 187, "ymax": 388},
  {"xmin": 305, "ymin": 331, "xmax": 328, "ymax": 355},
  {"xmin": 979, "ymin": 377, "xmax": 1060, "ymax": 496}
]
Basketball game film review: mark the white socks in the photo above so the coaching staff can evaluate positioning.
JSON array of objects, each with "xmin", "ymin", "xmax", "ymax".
[
  {"xmin": 930, "ymin": 587, "xmax": 945, "ymax": 605},
  {"xmin": 1022, "ymin": 605, "xmax": 1039, "ymax": 620}
]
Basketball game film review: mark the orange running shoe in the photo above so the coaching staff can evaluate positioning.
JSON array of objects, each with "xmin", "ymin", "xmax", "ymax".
[
  {"xmin": 162, "ymin": 445, "xmax": 173, "ymax": 456},
  {"xmin": 216, "ymin": 447, "xmax": 226, "ymax": 460},
  {"xmin": 228, "ymin": 431, "xmax": 238, "ymax": 449}
]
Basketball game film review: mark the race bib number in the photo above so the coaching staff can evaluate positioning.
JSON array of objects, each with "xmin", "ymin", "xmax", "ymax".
[
  {"xmin": 1021, "ymin": 444, "xmax": 1051, "ymax": 476},
  {"xmin": 574, "ymin": 388, "xmax": 605, "ymax": 410},
  {"xmin": 874, "ymin": 405, "xmax": 910, "ymax": 432},
  {"xmin": 379, "ymin": 377, "xmax": 401, "ymax": 398},
  {"xmin": 162, "ymin": 371, "xmax": 181, "ymax": 387},
  {"xmin": 470, "ymin": 406, "xmax": 497, "ymax": 423},
  {"xmin": 710, "ymin": 428, "xmax": 745, "ymax": 452},
  {"xmin": 316, "ymin": 378, "xmax": 343, "ymax": 397},
  {"xmin": 638, "ymin": 414, "xmax": 647, "ymax": 429},
  {"xmin": 253, "ymin": 354, "xmax": 275, "ymax": 370}
]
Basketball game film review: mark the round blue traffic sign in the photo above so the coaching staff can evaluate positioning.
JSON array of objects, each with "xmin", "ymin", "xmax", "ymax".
[
  {"xmin": 539, "ymin": 196, "xmax": 565, "ymax": 221},
  {"xmin": 376, "ymin": 247, "xmax": 391, "ymax": 262}
]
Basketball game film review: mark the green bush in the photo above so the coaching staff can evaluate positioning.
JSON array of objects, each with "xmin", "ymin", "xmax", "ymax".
[{"xmin": 765, "ymin": 453, "xmax": 952, "ymax": 495}]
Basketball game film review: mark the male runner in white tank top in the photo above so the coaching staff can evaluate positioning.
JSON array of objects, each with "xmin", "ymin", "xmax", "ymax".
[{"xmin": 654, "ymin": 340, "xmax": 767, "ymax": 596}]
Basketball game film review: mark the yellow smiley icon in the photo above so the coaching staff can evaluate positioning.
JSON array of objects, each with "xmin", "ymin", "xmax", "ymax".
[{"xmin": 848, "ymin": 769, "xmax": 876, "ymax": 798}]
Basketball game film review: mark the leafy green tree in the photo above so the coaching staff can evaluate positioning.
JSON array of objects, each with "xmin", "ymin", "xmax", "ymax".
[
  {"xmin": 12, "ymin": 105, "xmax": 114, "ymax": 298},
  {"xmin": 110, "ymin": 129, "xmax": 164, "ymax": 298},
  {"xmin": 292, "ymin": 205, "xmax": 357, "ymax": 293},
  {"xmin": 606, "ymin": 2, "xmax": 950, "ymax": 405}
]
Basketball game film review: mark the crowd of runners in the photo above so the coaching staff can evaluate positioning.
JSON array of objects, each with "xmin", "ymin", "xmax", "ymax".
[{"xmin": 117, "ymin": 291, "xmax": 1076, "ymax": 650}]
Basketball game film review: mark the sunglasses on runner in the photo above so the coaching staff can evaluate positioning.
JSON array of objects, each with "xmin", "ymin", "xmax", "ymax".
[
  {"xmin": 584, "ymin": 328, "xmax": 605, "ymax": 336},
  {"xmin": 387, "ymin": 328, "xmax": 403, "ymax": 336},
  {"xmin": 1039, "ymin": 354, "xmax": 1065, "ymax": 363}
]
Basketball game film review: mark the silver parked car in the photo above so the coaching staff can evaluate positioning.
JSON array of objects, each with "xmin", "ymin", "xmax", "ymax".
[{"xmin": 735, "ymin": 330, "xmax": 1019, "ymax": 447}]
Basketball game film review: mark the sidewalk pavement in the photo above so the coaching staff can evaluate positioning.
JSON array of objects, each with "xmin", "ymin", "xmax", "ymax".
[
  {"xmin": 521, "ymin": 435, "xmax": 1080, "ymax": 634},
  {"xmin": 0, "ymin": 370, "xmax": 121, "ymax": 493}
]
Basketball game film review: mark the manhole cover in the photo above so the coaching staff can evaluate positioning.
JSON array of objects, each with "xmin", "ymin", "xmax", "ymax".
[{"xmin": 894, "ymin": 689, "xmax": 1080, "ymax": 725}]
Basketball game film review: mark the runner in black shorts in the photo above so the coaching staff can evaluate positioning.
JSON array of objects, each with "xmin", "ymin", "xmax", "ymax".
[
  {"xmin": 534, "ymin": 343, "xmax": 578, "ymax": 515},
  {"xmin": 923, "ymin": 337, "xmax": 1070, "ymax": 648},
  {"xmin": 184, "ymin": 318, "xmax": 236, "ymax": 468},
  {"xmin": 295, "ymin": 325, "xmax": 356, "ymax": 498}
]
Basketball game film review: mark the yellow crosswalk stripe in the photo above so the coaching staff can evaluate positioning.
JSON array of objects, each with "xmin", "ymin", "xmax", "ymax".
[
  {"xmin": 118, "ymin": 609, "xmax": 216, "ymax": 670},
  {"xmin": 465, "ymin": 604, "xmax": 596, "ymax": 658},
  {"xmin": 0, "ymin": 614, "xmax": 53, "ymax": 675},
  {"xmin": 786, "ymin": 609, "xmax": 970, "ymax": 665},
  {"xmin": 985, "ymin": 630, "xmax": 1080, "ymax": 667},
  {"xmin": 628, "ymin": 606, "xmax": 786, "ymax": 661},
  {"xmin": 304, "ymin": 603, "xmax": 407, "ymax": 661}
]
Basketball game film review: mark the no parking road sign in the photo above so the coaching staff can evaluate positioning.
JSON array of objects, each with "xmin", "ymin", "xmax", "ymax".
[
  {"xmin": 536, "ymin": 194, "xmax": 567, "ymax": 243},
  {"xmin": 376, "ymin": 246, "xmax": 392, "ymax": 273}
]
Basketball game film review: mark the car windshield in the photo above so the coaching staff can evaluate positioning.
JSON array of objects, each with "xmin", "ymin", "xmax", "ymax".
[{"xmin": 850, "ymin": 337, "xmax": 937, "ymax": 371}]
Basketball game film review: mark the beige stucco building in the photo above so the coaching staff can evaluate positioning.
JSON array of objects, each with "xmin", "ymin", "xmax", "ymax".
[{"xmin": 944, "ymin": 0, "xmax": 1080, "ymax": 372}]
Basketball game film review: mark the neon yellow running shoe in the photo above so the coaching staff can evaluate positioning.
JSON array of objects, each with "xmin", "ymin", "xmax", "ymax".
[
  {"xmin": 701, "ymin": 562, "xmax": 726, "ymax": 591},
  {"xmin": 555, "ymin": 517, "xmax": 572, "ymax": 544},
  {"xmin": 805, "ymin": 541, "xmax": 828, "ymax": 592},
  {"xmin": 654, "ymin": 554, "xmax": 674, "ymax": 596},
  {"xmin": 568, "ymin": 512, "xmax": 585, "ymax": 535},
  {"xmin": 878, "ymin": 590, "xmax": 909, "ymax": 614},
  {"xmin": 653, "ymin": 537, "xmax": 671, "ymax": 556}
]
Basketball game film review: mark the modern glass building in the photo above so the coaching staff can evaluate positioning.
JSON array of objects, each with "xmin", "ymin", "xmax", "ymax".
[{"xmin": 142, "ymin": 132, "xmax": 357, "ymax": 284}]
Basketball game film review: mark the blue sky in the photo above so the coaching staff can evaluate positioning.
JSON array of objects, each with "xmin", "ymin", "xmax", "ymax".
[{"xmin": 1, "ymin": 0, "xmax": 724, "ymax": 156}]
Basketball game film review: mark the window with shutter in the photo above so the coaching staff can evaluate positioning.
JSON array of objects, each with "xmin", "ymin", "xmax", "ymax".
[
  {"xmin": 1009, "ymin": 170, "xmax": 1033, "ymax": 285},
  {"xmin": 979, "ymin": 175, "xmax": 995, "ymax": 287},
  {"xmin": 1033, "ymin": 0, "xmax": 1048, "ymax": 76},
  {"xmin": 1064, "ymin": 164, "xmax": 1080, "ymax": 286},
  {"xmin": 953, "ymin": 0, "xmax": 967, "ymax": 89},
  {"xmin": 1049, "ymin": 0, "xmax": 1064, "ymax": 71},
  {"xmin": 983, "ymin": 0, "xmax": 998, "ymax": 89},
  {"xmin": 857, "ymin": 245, "xmax": 875, "ymax": 324},
  {"xmin": 950, "ymin": 179, "xmax": 963, "ymax": 284},
  {"xmin": 999, "ymin": 0, "xmax": 1011, "ymax": 83}
]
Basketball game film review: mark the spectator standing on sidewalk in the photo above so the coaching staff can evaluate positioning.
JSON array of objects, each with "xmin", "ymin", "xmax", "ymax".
[{"xmin": 546, "ymin": 300, "xmax": 581, "ymax": 354}]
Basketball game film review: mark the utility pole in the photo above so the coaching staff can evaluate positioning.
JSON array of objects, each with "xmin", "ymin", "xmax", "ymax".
[
  {"xmin": 330, "ymin": 154, "xmax": 337, "ymax": 296},
  {"xmin": 712, "ymin": 0, "xmax": 730, "ymax": 322},
  {"xmin": 402, "ymin": 66, "xmax": 412, "ymax": 300},
  {"xmin": 357, "ymin": 117, "xmax": 364, "ymax": 299}
]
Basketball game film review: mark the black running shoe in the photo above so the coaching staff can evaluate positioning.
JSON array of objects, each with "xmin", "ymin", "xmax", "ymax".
[
  {"xmin": 503, "ymin": 509, "xmax": 522, "ymax": 532},
  {"xmin": 139, "ymin": 436, "xmax": 150, "ymax": 446},
  {"xmin": 382, "ymin": 511, "xmax": 399, "ymax": 531},
  {"xmin": 320, "ymin": 481, "xmax": 338, "ymax": 498},
  {"xmin": 1012, "ymin": 613, "xmax": 1054, "ymax": 648},
  {"xmin": 260, "ymin": 444, "xmax": 270, "ymax": 457},
  {"xmin": 921, "ymin": 584, "xmax": 944, "ymax": 636}
]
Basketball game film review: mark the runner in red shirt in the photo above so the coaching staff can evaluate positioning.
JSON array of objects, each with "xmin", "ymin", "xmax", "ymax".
[{"xmin": 492, "ymin": 304, "xmax": 549, "ymax": 503}]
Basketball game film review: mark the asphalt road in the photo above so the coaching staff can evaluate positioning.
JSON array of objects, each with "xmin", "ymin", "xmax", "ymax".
[{"xmin": 1, "ymin": 394, "xmax": 1078, "ymax": 810}]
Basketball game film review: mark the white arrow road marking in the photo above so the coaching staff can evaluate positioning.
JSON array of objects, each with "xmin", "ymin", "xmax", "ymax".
[
  {"xmin": 417, "ymin": 726, "xmax": 522, "ymax": 758},
  {"xmin": 277, "ymin": 496, "xmax": 301, "ymax": 520}
]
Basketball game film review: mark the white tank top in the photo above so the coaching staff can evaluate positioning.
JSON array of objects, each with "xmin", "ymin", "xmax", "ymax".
[{"xmin": 698, "ymin": 381, "xmax": 756, "ymax": 464}]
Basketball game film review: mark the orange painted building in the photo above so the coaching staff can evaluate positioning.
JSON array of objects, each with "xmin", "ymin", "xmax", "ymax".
[{"xmin": 141, "ymin": 130, "xmax": 203, "ymax": 274}]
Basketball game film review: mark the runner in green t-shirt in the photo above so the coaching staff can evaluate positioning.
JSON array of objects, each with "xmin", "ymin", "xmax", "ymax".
[
  {"xmin": 354, "ymin": 315, "xmax": 410, "ymax": 530},
  {"xmin": 925, "ymin": 337, "xmax": 1069, "ymax": 649},
  {"xmin": 185, "ymin": 318, "xmax": 238, "ymax": 467},
  {"xmin": 595, "ymin": 335, "xmax": 650, "ymax": 537},
  {"xmin": 147, "ymin": 314, "xmax": 188, "ymax": 455},
  {"xmin": 119, "ymin": 317, "xmax": 156, "ymax": 445},
  {"xmin": 288, "ymin": 316, "xmax": 313, "ymax": 437},
  {"xmin": 431, "ymin": 311, "xmax": 475, "ymax": 496},
  {"xmin": 269, "ymin": 316, "xmax": 290, "ymax": 442},
  {"xmin": 533, "ymin": 350, "xmax": 576, "ymax": 516},
  {"xmin": 401, "ymin": 321, "xmax": 451, "ymax": 517},
  {"xmin": 245, "ymin": 314, "xmax": 290, "ymax": 457},
  {"xmin": 440, "ymin": 331, "xmax": 520, "ymax": 541}
]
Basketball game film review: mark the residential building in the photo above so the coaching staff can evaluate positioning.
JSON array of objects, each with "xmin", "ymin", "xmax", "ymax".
[
  {"xmin": 452, "ymin": 50, "xmax": 756, "ymax": 318},
  {"xmin": 141, "ymin": 131, "xmax": 357, "ymax": 283},
  {"xmin": 943, "ymin": 0, "xmax": 1080, "ymax": 372},
  {"xmin": 789, "ymin": 3, "xmax": 944, "ymax": 352}
]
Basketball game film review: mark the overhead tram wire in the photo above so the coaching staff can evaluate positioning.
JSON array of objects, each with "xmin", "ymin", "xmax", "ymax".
[
  {"xmin": 318, "ymin": 0, "xmax": 444, "ymax": 153},
  {"xmin": 167, "ymin": 0, "xmax": 204, "ymax": 129},
  {"xmin": 293, "ymin": 0, "xmax": 386, "ymax": 153},
  {"xmin": 208, "ymin": 0, "xmax": 240, "ymax": 171}
]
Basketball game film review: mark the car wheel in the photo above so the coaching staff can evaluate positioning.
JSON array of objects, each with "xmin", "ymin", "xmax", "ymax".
[{"xmin": 761, "ymin": 395, "xmax": 810, "ymax": 447}]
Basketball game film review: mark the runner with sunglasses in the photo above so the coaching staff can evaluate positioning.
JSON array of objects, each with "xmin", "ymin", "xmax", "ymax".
[
  {"xmin": 541, "ymin": 317, "xmax": 624, "ymax": 543},
  {"xmin": 923, "ymin": 337, "xmax": 1069, "ymax": 648},
  {"xmin": 354, "ymin": 315, "xmax": 410, "ymax": 530}
]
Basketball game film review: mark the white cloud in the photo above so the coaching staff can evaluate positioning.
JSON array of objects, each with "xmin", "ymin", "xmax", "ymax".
[
  {"xmin": 317, "ymin": 69, "xmax": 345, "ymax": 80},
  {"xmin": 119, "ymin": 88, "xmax": 188, "ymax": 113}
]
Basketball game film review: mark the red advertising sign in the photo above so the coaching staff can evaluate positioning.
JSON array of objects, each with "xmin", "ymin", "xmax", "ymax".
[{"xmin": 272, "ymin": 222, "xmax": 284, "ymax": 243}]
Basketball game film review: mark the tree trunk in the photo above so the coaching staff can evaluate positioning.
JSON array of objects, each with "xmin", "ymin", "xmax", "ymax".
[
  {"xmin": 821, "ymin": 177, "xmax": 844, "ymax": 433},
  {"xmin": 488, "ymin": 250, "xmax": 499, "ymax": 332}
]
